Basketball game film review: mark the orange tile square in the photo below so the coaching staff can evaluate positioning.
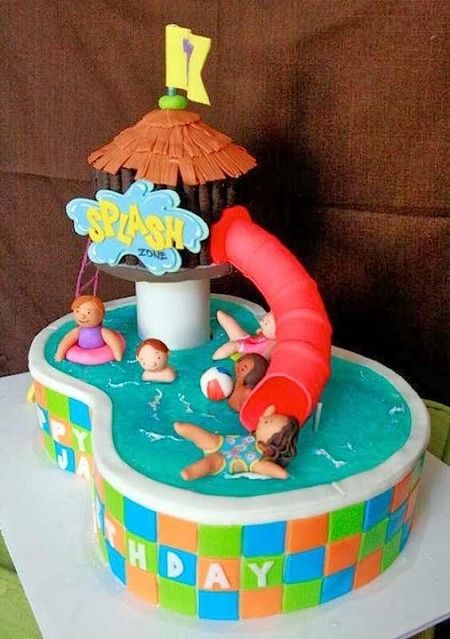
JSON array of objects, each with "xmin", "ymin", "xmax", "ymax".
[
  {"xmin": 94, "ymin": 468, "xmax": 105, "ymax": 502},
  {"xmin": 198, "ymin": 557, "xmax": 240, "ymax": 591},
  {"xmin": 354, "ymin": 549, "xmax": 382, "ymax": 588},
  {"xmin": 49, "ymin": 417, "xmax": 73, "ymax": 447},
  {"xmin": 104, "ymin": 514, "xmax": 125, "ymax": 556},
  {"xmin": 33, "ymin": 380, "xmax": 46, "ymax": 407},
  {"xmin": 391, "ymin": 472, "xmax": 412, "ymax": 512},
  {"xmin": 158, "ymin": 513, "xmax": 198, "ymax": 552},
  {"xmin": 126, "ymin": 564, "xmax": 158, "ymax": 604},
  {"xmin": 405, "ymin": 484, "xmax": 419, "ymax": 522},
  {"xmin": 325, "ymin": 534, "xmax": 361, "ymax": 575},
  {"xmin": 286, "ymin": 514, "xmax": 329, "ymax": 552},
  {"xmin": 240, "ymin": 587, "xmax": 283, "ymax": 618}
]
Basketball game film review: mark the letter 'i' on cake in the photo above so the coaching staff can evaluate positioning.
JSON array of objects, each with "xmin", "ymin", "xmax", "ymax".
[{"xmin": 28, "ymin": 25, "xmax": 430, "ymax": 620}]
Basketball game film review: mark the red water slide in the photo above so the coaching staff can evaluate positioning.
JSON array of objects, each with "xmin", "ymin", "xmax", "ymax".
[{"xmin": 210, "ymin": 206, "xmax": 332, "ymax": 431}]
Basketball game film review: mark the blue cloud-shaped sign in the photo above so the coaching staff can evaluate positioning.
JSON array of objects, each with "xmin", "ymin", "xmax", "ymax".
[{"xmin": 66, "ymin": 180, "xmax": 209, "ymax": 275}]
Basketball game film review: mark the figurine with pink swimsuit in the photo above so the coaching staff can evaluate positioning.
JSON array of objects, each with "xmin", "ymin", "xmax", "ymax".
[{"xmin": 212, "ymin": 310, "xmax": 276, "ymax": 361}]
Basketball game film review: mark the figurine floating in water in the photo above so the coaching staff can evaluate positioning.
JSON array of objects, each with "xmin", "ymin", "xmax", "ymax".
[
  {"xmin": 212, "ymin": 310, "xmax": 276, "ymax": 361},
  {"xmin": 175, "ymin": 405, "xmax": 299, "ymax": 480},
  {"xmin": 228, "ymin": 354, "xmax": 268, "ymax": 412},
  {"xmin": 55, "ymin": 295, "xmax": 125, "ymax": 364},
  {"xmin": 137, "ymin": 339, "xmax": 176, "ymax": 383}
]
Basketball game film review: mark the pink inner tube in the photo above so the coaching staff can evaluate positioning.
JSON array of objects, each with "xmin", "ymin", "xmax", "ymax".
[
  {"xmin": 210, "ymin": 206, "xmax": 332, "ymax": 431},
  {"xmin": 66, "ymin": 333, "xmax": 125, "ymax": 365}
]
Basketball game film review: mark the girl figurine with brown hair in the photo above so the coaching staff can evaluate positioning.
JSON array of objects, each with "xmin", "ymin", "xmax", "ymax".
[
  {"xmin": 136, "ymin": 338, "xmax": 176, "ymax": 383},
  {"xmin": 55, "ymin": 295, "xmax": 124, "ymax": 363},
  {"xmin": 174, "ymin": 405, "xmax": 299, "ymax": 480},
  {"xmin": 228, "ymin": 353, "xmax": 268, "ymax": 412}
]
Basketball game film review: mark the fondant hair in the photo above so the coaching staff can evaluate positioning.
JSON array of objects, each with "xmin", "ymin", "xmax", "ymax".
[
  {"xmin": 239, "ymin": 354, "xmax": 268, "ymax": 388},
  {"xmin": 263, "ymin": 417, "xmax": 299, "ymax": 466},
  {"xmin": 136, "ymin": 338, "xmax": 169, "ymax": 356},
  {"xmin": 71, "ymin": 295, "xmax": 105, "ymax": 317}
]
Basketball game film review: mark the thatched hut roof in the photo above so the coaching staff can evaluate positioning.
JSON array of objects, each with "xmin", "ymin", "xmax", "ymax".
[{"xmin": 88, "ymin": 109, "xmax": 256, "ymax": 187}]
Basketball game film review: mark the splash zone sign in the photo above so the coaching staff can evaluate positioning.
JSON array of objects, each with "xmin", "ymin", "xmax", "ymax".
[{"xmin": 66, "ymin": 180, "xmax": 209, "ymax": 275}]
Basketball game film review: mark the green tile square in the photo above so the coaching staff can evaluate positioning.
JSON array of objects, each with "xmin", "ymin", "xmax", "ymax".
[
  {"xmin": 42, "ymin": 431, "xmax": 56, "ymax": 460},
  {"xmin": 382, "ymin": 529, "xmax": 402, "ymax": 571},
  {"xmin": 158, "ymin": 578, "xmax": 197, "ymax": 616},
  {"xmin": 359, "ymin": 519, "xmax": 388, "ymax": 559},
  {"xmin": 71, "ymin": 425, "xmax": 92, "ymax": 455},
  {"xmin": 125, "ymin": 532, "xmax": 157, "ymax": 573},
  {"xmin": 283, "ymin": 579, "xmax": 322, "ymax": 612},
  {"xmin": 104, "ymin": 480, "xmax": 124, "ymax": 522},
  {"xmin": 411, "ymin": 457, "xmax": 423, "ymax": 491},
  {"xmin": 46, "ymin": 388, "xmax": 70, "ymax": 420},
  {"xmin": 198, "ymin": 524, "xmax": 242, "ymax": 558},
  {"xmin": 242, "ymin": 555, "xmax": 284, "ymax": 589},
  {"xmin": 329, "ymin": 503, "xmax": 364, "ymax": 541}
]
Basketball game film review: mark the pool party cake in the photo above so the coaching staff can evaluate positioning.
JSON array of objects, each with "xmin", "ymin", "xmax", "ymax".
[{"xmin": 28, "ymin": 26, "xmax": 429, "ymax": 621}]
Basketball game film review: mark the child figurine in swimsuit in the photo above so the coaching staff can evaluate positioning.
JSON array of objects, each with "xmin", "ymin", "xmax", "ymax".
[
  {"xmin": 136, "ymin": 338, "xmax": 176, "ymax": 383},
  {"xmin": 228, "ymin": 353, "xmax": 268, "ymax": 412},
  {"xmin": 212, "ymin": 310, "xmax": 276, "ymax": 361},
  {"xmin": 55, "ymin": 295, "xmax": 124, "ymax": 362},
  {"xmin": 175, "ymin": 405, "xmax": 299, "ymax": 480}
]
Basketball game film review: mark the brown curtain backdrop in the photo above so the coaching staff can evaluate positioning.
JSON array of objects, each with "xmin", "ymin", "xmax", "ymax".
[{"xmin": 1, "ymin": 0, "xmax": 449, "ymax": 403}]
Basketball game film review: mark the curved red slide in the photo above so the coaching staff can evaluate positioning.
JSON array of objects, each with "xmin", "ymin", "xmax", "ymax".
[{"xmin": 211, "ymin": 206, "xmax": 332, "ymax": 431}]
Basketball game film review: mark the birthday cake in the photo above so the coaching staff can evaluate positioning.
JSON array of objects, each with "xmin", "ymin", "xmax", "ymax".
[{"xmin": 28, "ymin": 26, "xmax": 429, "ymax": 621}]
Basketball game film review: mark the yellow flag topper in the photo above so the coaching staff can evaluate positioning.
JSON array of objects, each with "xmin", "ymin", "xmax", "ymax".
[{"xmin": 165, "ymin": 24, "xmax": 211, "ymax": 106}]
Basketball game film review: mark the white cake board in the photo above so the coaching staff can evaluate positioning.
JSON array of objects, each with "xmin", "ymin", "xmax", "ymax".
[{"xmin": 1, "ymin": 372, "xmax": 449, "ymax": 639}]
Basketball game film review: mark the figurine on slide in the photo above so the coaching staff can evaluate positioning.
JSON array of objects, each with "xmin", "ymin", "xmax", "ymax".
[
  {"xmin": 137, "ymin": 339, "xmax": 176, "ymax": 383},
  {"xmin": 213, "ymin": 310, "xmax": 276, "ymax": 361},
  {"xmin": 228, "ymin": 353, "xmax": 268, "ymax": 412},
  {"xmin": 54, "ymin": 295, "xmax": 124, "ymax": 364},
  {"xmin": 175, "ymin": 405, "xmax": 299, "ymax": 480}
]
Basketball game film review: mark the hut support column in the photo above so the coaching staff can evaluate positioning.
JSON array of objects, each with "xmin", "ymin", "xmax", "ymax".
[{"xmin": 135, "ymin": 279, "xmax": 210, "ymax": 350}]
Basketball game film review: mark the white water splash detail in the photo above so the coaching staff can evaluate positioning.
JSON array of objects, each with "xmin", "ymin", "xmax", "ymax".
[
  {"xmin": 178, "ymin": 393, "xmax": 194, "ymax": 414},
  {"xmin": 315, "ymin": 448, "xmax": 347, "ymax": 469},
  {"xmin": 346, "ymin": 441, "xmax": 356, "ymax": 452},
  {"xmin": 223, "ymin": 472, "xmax": 271, "ymax": 481},
  {"xmin": 148, "ymin": 388, "xmax": 163, "ymax": 420},
  {"xmin": 389, "ymin": 405, "xmax": 405, "ymax": 415},
  {"xmin": 107, "ymin": 380, "xmax": 141, "ymax": 389},
  {"xmin": 139, "ymin": 429, "xmax": 181, "ymax": 443},
  {"xmin": 199, "ymin": 412, "xmax": 222, "ymax": 424}
]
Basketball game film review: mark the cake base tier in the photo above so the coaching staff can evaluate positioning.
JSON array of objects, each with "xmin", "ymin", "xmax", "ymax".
[{"xmin": 28, "ymin": 295, "xmax": 429, "ymax": 620}]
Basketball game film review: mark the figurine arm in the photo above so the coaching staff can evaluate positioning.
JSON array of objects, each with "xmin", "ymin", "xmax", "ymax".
[
  {"xmin": 212, "ymin": 340, "xmax": 240, "ymax": 360},
  {"xmin": 174, "ymin": 422, "xmax": 222, "ymax": 451},
  {"xmin": 101, "ymin": 328, "xmax": 124, "ymax": 361},
  {"xmin": 54, "ymin": 328, "xmax": 79, "ymax": 361},
  {"xmin": 252, "ymin": 460, "xmax": 288, "ymax": 479}
]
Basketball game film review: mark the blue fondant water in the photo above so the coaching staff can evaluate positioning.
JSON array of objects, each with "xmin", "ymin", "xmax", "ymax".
[{"xmin": 45, "ymin": 299, "xmax": 411, "ymax": 497}]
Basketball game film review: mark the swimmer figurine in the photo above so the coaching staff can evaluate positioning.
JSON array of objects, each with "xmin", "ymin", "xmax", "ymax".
[
  {"xmin": 175, "ymin": 405, "xmax": 299, "ymax": 480},
  {"xmin": 228, "ymin": 353, "xmax": 268, "ymax": 412},
  {"xmin": 55, "ymin": 295, "xmax": 124, "ymax": 363},
  {"xmin": 136, "ymin": 338, "xmax": 176, "ymax": 383},
  {"xmin": 213, "ymin": 310, "xmax": 276, "ymax": 361}
]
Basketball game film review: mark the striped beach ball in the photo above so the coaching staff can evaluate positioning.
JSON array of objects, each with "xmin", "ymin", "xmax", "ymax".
[{"xmin": 200, "ymin": 367, "xmax": 234, "ymax": 401}]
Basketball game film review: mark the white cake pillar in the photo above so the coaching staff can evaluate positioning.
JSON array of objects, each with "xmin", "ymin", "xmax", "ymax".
[{"xmin": 135, "ymin": 279, "xmax": 210, "ymax": 350}]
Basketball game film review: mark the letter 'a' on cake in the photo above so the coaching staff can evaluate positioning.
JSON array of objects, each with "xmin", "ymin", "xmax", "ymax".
[{"xmin": 28, "ymin": 25, "xmax": 430, "ymax": 621}]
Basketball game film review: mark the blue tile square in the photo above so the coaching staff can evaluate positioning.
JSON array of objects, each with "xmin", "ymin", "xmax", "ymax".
[
  {"xmin": 54, "ymin": 442, "xmax": 75, "ymax": 473},
  {"xmin": 284, "ymin": 547, "xmax": 325, "ymax": 583},
  {"xmin": 363, "ymin": 489, "xmax": 393, "ymax": 530},
  {"xmin": 400, "ymin": 522, "xmax": 411, "ymax": 551},
  {"xmin": 69, "ymin": 398, "xmax": 91, "ymax": 430},
  {"xmin": 199, "ymin": 591, "xmax": 239, "ymax": 620},
  {"xmin": 106, "ymin": 541, "xmax": 126, "ymax": 584},
  {"xmin": 321, "ymin": 567, "xmax": 355, "ymax": 603},
  {"xmin": 95, "ymin": 495, "xmax": 105, "ymax": 535},
  {"xmin": 124, "ymin": 498, "xmax": 157, "ymax": 541},
  {"xmin": 37, "ymin": 406, "xmax": 51, "ymax": 434},
  {"xmin": 243, "ymin": 521, "xmax": 286, "ymax": 557},
  {"xmin": 158, "ymin": 546, "xmax": 197, "ymax": 586},
  {"xmin": 387, "ymin": 502, "xmax": 408, "ymax": 541}
]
